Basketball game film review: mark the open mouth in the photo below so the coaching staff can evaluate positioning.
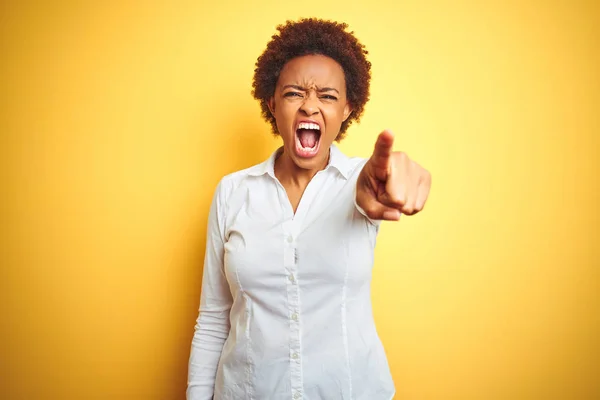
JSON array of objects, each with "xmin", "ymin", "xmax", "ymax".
[{"xmin": 295, "ymin": 121, "xmax": 321, "ymax": 158}]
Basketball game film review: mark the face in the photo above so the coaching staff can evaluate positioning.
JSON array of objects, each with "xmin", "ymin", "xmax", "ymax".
[{"xmin": 268, "ymin": 54, "xmax": 352, "ymax": 171}]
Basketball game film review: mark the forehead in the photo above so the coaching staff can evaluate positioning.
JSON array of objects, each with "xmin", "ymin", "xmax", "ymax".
[{"xmin": 278, "ymin": 54, "xmax": 346, "ymax": 89}]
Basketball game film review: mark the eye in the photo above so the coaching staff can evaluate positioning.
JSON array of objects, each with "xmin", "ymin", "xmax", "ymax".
[
  {"xmin": 321, "ymin": 95, "xmax": 338, "ymax": 101},
  {"xmin": 284, "ymin": 92, "xmax": 303, "ymax": 98}
]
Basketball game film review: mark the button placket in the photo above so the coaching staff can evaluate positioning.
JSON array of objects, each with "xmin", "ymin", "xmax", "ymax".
[{"xmin": 283, "ymin": 223, "xmax": 302, "ymax": 398}]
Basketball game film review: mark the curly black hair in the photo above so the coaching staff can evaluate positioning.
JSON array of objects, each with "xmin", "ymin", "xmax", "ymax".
[{"xmin": 251, "ymin": 18, "xmax": 372, "ymax": 141}]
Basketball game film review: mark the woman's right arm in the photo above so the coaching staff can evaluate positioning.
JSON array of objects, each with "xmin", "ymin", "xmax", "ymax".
[{"xmin": 187, "ymin": 181, "xmax": 232, "ymax": 400}]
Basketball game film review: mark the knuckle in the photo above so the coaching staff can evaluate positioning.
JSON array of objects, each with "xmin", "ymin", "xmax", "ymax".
[
  {"xmin": 396, "ymin": 152, "xmax": 409, "ymax": 163},
  {"xmin": 380, "ymin": 195, "xmax": 399, "ymax": 208},
  {"xmin": 386, "ymin": 193, "xmax": 406, "ymax": 208},
  {"xmin": 391, "ymin": 199, "xmax": 405, "ymax": 209},
  {"xmin": 401, "ymin": 200, "xmax": 418, "ymax": 215},
  {"xmin": 362, "ymin": 204, "xmax": 379, "ymax": 218},
  {"xmin": 417, "ymin": 169, "xmax": 431, "ymax": 186},
  {"xmin": 423, "ymin": 169, "xmax": 432, "ymax": 182}
]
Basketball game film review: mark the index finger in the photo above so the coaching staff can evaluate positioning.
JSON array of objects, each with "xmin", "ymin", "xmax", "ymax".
[{"xmin": 370, "ymin": 130, "xmax": 395, "ymax": 172}]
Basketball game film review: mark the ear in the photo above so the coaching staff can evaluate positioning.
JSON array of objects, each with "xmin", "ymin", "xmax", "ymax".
[
  {"xmin": 343, "ymin": 102, "xmax": 353, "ymax": 122},
  {"xmin": 267, "ymin": 97, "xmax": 276, "ymax": 116}
]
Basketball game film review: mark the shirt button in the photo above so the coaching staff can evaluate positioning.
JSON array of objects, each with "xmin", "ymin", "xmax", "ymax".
[
  {"xmin": 287, "ymin": 235, "xmax": 294, "ymax": 243},
  {"xmin": 292, "ymin": 352, "xmax": 298, "ymax": 359},
  {"xmin": 294, "ymin": 393, "xmax": 301, "ymax": 399},
  {"xmin": 289, "ymin": 275, "xmax": 296, "ymax": 283},
  {"xmin": 291, "ymin": 313, "xmax": 298, "ymax": 321}
]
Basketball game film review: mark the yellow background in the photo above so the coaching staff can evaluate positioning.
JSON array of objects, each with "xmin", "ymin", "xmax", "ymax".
[{"xmin": 1, "ymin": 1, "xmax": 598, "ymax": 399}]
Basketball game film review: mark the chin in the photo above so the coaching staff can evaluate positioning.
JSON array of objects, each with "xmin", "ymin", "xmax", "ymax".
[{"xmin": 291, "ymin": 152, "xmax": 326, "ymax": 170}]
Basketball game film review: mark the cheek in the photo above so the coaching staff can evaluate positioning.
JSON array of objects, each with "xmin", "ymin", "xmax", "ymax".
[
  {"xmin": 274, "ymin": 107, "xmax": 298, "ymax": 139},
  {"xmin": 276, "ymin": 102, "xmax": 297, "ymax": 122},
  {"xmin": 323, "ymin": 107, "xmax": 345, "ymax": 131},
  {"xmin": 274, "ymin": 105, "xmax": 291, "ymax": 126}
]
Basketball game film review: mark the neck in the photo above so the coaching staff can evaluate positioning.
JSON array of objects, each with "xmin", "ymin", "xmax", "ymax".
[{"xmin": 274, "ymin": 148, "xmax": 330, "ymax": 188}]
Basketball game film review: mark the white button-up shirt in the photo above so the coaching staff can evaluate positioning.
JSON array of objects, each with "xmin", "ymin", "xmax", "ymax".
[{"xmin": 187, "ymin": 145, "xmax": 395, "ymax": 400}]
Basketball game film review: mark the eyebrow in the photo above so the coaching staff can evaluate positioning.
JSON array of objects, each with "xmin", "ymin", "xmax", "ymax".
[{"xmin": 282, "ymin": 85, "xmax": 340, "ymax": 94}]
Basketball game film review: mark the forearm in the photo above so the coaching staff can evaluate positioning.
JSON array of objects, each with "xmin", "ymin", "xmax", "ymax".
[{"xmin": 186, "ymin": 309, "xmax": 230, "ymax": 400}]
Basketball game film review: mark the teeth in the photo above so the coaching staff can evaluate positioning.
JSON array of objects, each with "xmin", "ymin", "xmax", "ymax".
[{"xmin": 298, "ymin": 122, "xmax": 320, "ymax": 130}]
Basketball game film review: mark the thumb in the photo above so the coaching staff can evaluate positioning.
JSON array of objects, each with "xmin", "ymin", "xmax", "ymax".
[{"xmin": 356, "ymin": 183, "xmax": 402, "ymax": 221}]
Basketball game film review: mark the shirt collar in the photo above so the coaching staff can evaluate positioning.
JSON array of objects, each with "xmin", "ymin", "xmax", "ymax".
[
  {"xmin": 248, "ymin": 144, "xmax": 352, "ymax": 180},
  {"xmin": 327, "ymin": 143, "xmax": 352, "ymax": 179}
]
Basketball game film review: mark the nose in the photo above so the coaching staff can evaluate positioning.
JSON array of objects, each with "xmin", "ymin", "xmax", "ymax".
[{"xmin": 299, "ymin": 92, "xmax": 319, "ymax": 116}]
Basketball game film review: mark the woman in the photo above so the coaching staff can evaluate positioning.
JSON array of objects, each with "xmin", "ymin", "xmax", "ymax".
[{"xmin": 187, "ymin": 18, "xmax": 431, "ymax": 400}]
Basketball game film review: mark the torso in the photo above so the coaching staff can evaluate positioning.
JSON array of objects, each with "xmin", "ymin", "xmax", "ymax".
[{"xmin": 212, "ymin": 146, "xmax": 395, "ymax": 399}]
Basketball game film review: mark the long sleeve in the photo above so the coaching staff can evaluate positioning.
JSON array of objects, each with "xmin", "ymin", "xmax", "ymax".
[{"xmin": 187, "ymin": 181, "xmax": 232, "ymax": 400}]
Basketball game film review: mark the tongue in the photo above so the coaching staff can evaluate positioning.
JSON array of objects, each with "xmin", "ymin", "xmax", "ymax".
[{"xmin": 298, "ymin": 129, "xmax": 319, "ymax": 148}]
